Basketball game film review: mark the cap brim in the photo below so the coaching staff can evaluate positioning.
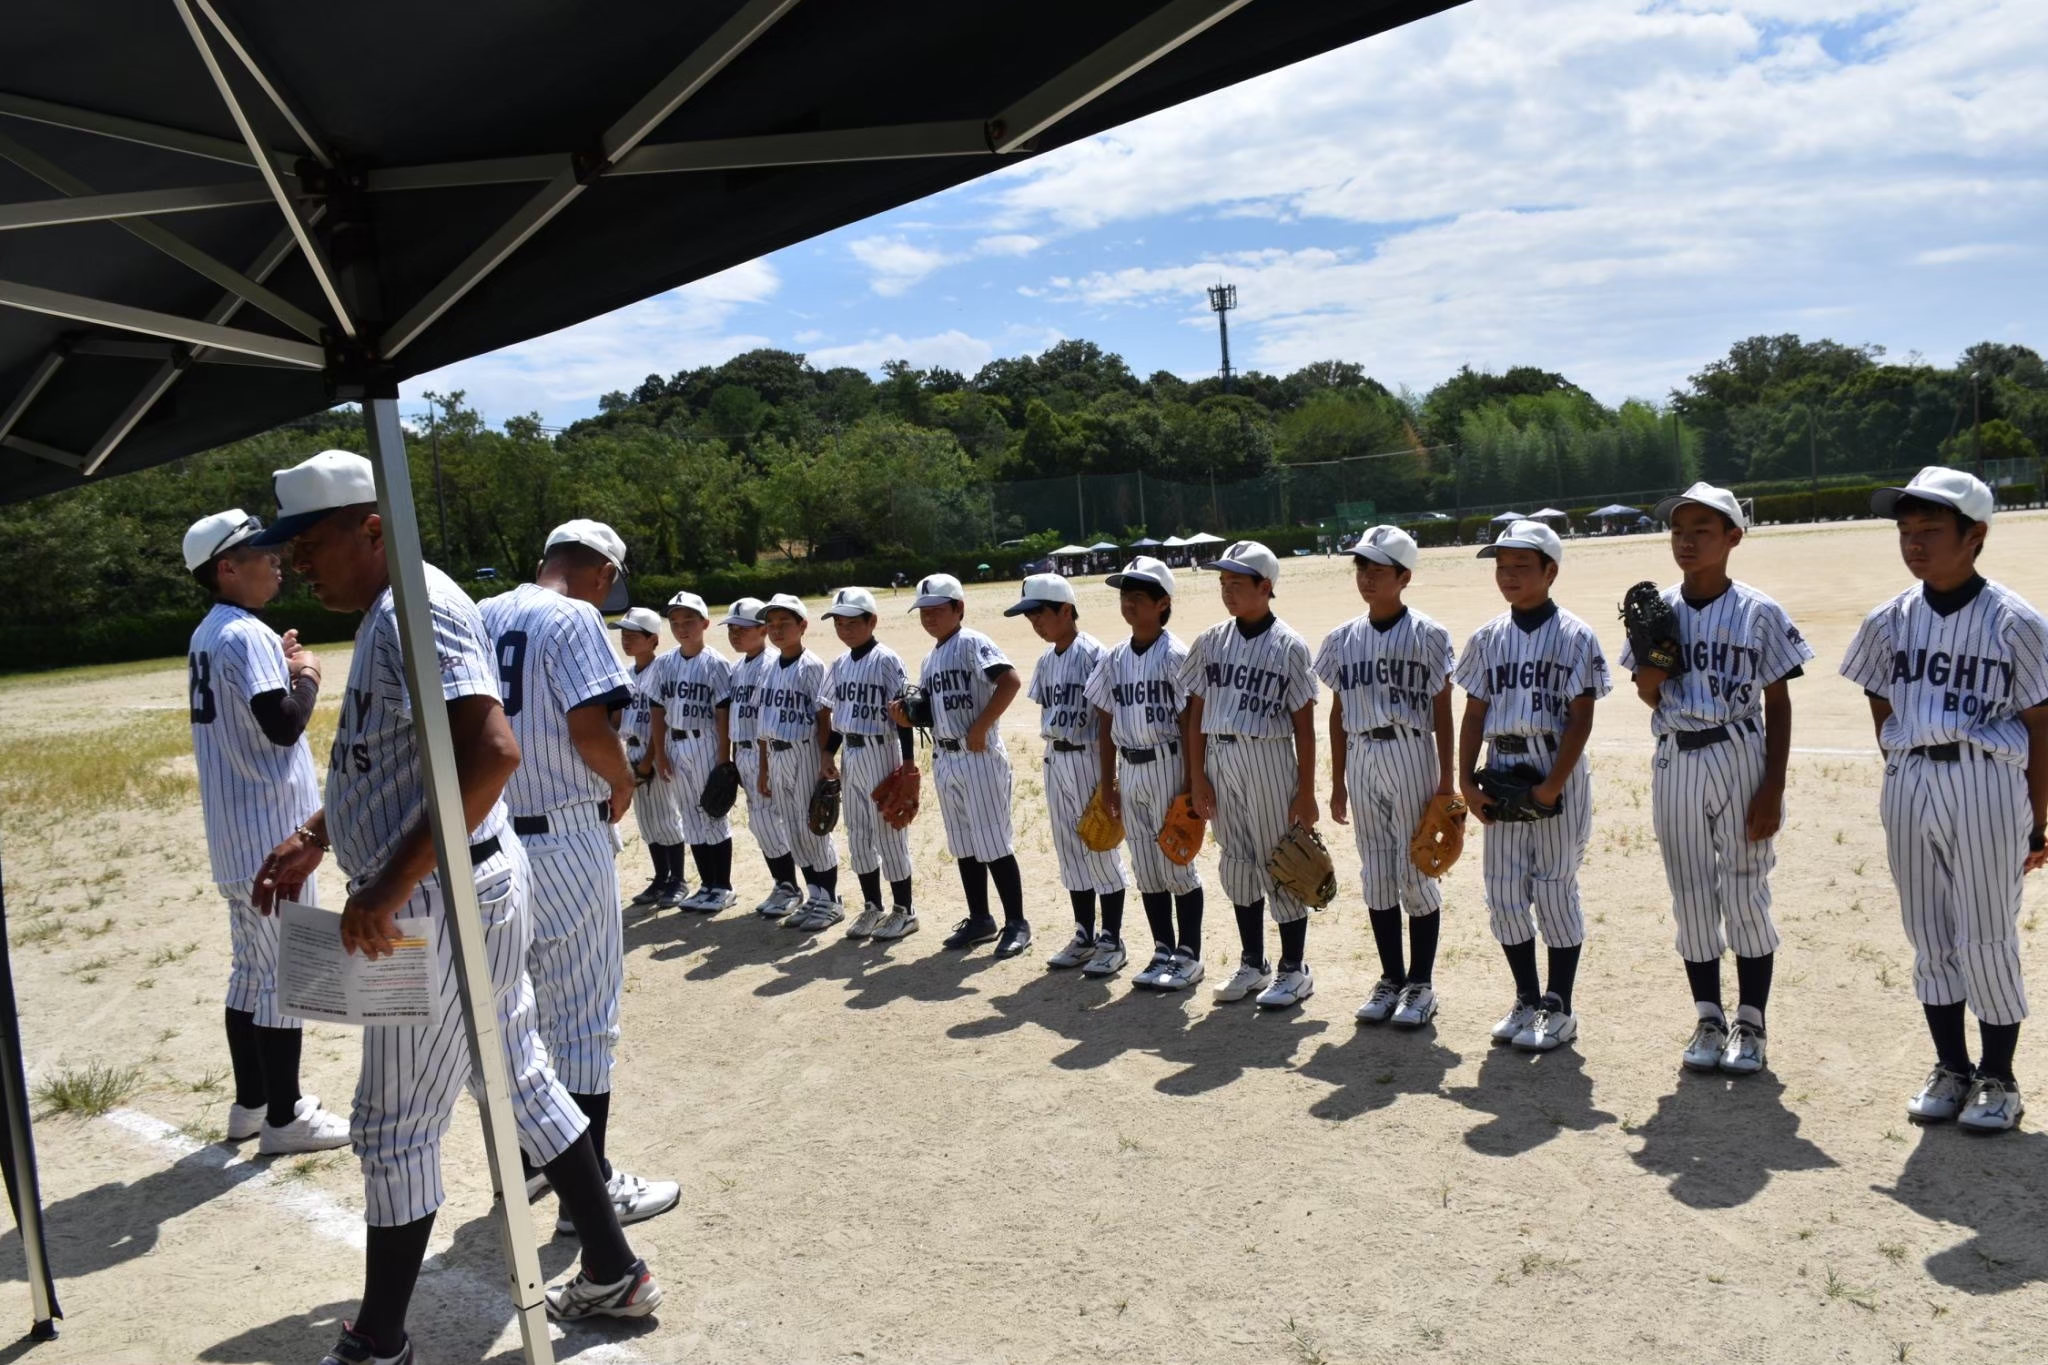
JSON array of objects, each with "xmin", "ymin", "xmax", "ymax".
[
  {"xmin": 1349, "ymin": 546, "xmax": 1399, "ymax": 567},
  {"xmin": 909, "ymin": 594, "xmax": 959, "ymax": 609},
  {"xmin": 1869, "ymin": 487, "xmax": 1916, "ymax": 518},
  {"xmin": 821, "ymin": 605, "xmax": 869, "ymax": 618},
  {"xmin": 1105, "ymin": 572, "xmax": 1168, "ymax": 592},
  {"xmin": 1002, "ymin": 599, "xmax": 1064, "ymax": 616},
  {"xmin": 1477, "ymin": 538, "xmax": 1550, "ymax": 558},
  {"xmin": 248, "ymin": 507, "xmax": 341, "ymax": 545},
  {"xmin": 1200, "ymin": 558, "xmax": 1265, "ymax": 577}
]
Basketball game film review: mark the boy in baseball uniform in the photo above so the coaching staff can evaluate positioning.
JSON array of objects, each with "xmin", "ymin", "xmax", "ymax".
[
  {"xmin": 1314, "ymin": 525, "xmax": 1458, "ymax": 1029},
  {"xmin": 647, "ymin": 592, "xmax": 737, "ymax": 913},
  {"xmin": 1455, "ymin": 519, "xmax": 1610, "ymax": 1052},
  {"xmin": 1626, "ymin": 484, "xmax": 1812, "ymax": 1077},
  {"xmin": 819, "ymin": 587, "xmax": 921, "ymax": 941},
  {"xmin": 1087, "ymin": 556, "xmax": 1206, "ymax": 990},
  {"xmin": 1841, "ymin": 466, "xmax": 2048, "ymax": 1133},
  {"xmin": 755, "ymin": 594, "xmax": 844, "ymax": 930},
  {"xmin": 1006, "ymin": 574, "xmax": 1130, "ymax": 974},
  {"xmin": 1180, "ymin": 541, "xmax": 1322, "ymax": 1009},
  {"xmin": 611, "ymin": 607, "xmax": 679, "ymax": 909},
  {"xmin": 246, "ymin": 451, "xmax": 659, "ymax": 1364},
  {"xmin": 723, "ymin": 598, "xmax": 802, "ymax": 918},
  {"xmin": 481, "ymin": 522, "xmax": 678, "ymax": 1231},
  {"xmin": 892, "ymin": 573, "xmax": 1033, "ymax": 958},
  {"xmin": 183, "ymin": 509, "xmax": 350, "ymax": 1155}
]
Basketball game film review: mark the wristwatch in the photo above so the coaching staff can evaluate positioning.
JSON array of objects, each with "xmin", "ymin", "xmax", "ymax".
[{"xmin": 295, "ymin": 823, "xmax": 330, "ymax": 852}]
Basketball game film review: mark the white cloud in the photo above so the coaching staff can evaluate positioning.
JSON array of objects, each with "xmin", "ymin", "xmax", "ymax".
[
  {"xmin": 975, "ymin": 233, "xmax": 1045, "ymax": 257},
  {"xmin": 792, "ymin": 328, "xmax": 827, "ymax": 343},
  {"xmin": 1913, "ymin": 243, "xmax": 2025, "ymax": 266},
  {"xmin": 808, "ymin": 329, "xmax": 996, "ymax": 375},
  {"xmin": 848, "ymin": 236, "xmax": 956, "ymax": 296}
]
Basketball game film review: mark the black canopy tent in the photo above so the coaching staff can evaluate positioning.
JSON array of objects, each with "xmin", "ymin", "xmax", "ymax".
[{"xmin": 0, "ymin": 0, "xmax": 1457, "ymax": 1355}]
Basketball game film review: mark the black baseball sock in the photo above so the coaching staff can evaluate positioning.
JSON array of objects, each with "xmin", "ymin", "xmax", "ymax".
[
  {"xmin": 354, "ymin": 1213, "xmax": 435, "ymax": 1355},
  {"xmin": 256, "ymin": 1026, "xmax": 305, "ymax": 1129},
  {"xmin": 957, "ymin": 858, "xmax": 993, "ymax": 923},
  {"xmin": 1734, "ymin": 951, "xmax": 1773, "ymax": 1024},
  {"xmin": 1175, "ymin": 888, "xmax": 1204, "ymax": 957},
  {"xmin": 1502, "ymin": 939, "xmax": 1542, "ymax": 1004},
  {"xmin": 224, "ymin": 1007, "xmax": 264, "ymax": 1111},
  {"xmin": 664, "ymin": 842, "xmax": 689, "ymax": 887},
  {"xmin": 569, "ymin": 1091, "xmax": 611, "ymax": 1178},
  {"xmin": 545, "ymin": 1132, "xmax": 635, "ymax": 1284},
  {"xmin": 1234, "ymin": 901, "xmax": 1266, "ymax": 966},
  {"xmin": 890, "ymin": 877, "xmax": 914, "ymax": 909},
  {"xmin": 1069, "ymin": 890, "xmax": 1097, "ymax": 935},
  {"xmin": 1368, "ymin": 907, "xmax": 1406, "ymax": 984},
  {"xmin": 987, "ymin": 854, "xmax": 1026, "ymax": 925},
  {"xmin": 1100, "ymin": 890, "xmax": 1126, "ymax": 939},
  {"xmin": 808, "ymin": 865, "xmax": 839, "ymax": 898},
  {"xmin": 691, "ymin": 843, "xmax": 717, "ymax": 886},
  {"xmin": 1978, "ymin": 1022, "xmax": 2020, "ymax": 1084},
  {"xmin": 1546, "ymin": 943, "xmax": 1582, "ymax": 1014},
  {"xmin": 1277, "ymin": 917, "xmax": 1308, "ymax": 973},
  {"xmin": 1923, "ymin": 1002, "xmax": 1973, "ymax": 1074},
  {"xmin": 1408, "ymin": 911, "xmax": 1440, "ymax": 985},
  {"xmin": 1685, "ymin": 957, "xmax": 1723, "ymax": 1014},
  {"xmin": 767, "ymin": 852, "xmax": 798, "ymax": 889},
  {"xmin": 709, "ymin": 837, "xmax": 734, "ymax": 890},
  {"xmin": 858, "ymin": 869, "xmax": 884, "ymax": 908},
  {"xmin": 1141, "ymin": 892, "xmax": 1174, "ymax": 949}
]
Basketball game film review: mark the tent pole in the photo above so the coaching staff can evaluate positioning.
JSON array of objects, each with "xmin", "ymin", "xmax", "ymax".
[
  {"xmin": 362, "ymin": 397, "xmax": 555, "ymax": 1365},
  {"xmin": 0, "ymin": 853, "xmax": 60, "ymax": 1339}
]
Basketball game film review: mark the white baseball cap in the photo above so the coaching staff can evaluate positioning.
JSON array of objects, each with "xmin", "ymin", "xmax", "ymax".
[
  {"xmin": 760, "ymin": 592, "xmax": 809, "ymax": 622},
  {"xmin": 1478, "ymin": 519, "xmax": 1565, "ymax": 563},
  {"xmin": 909, "ymin": 573, "xmax": 966, "ymax": 609},
  {"xmin": 665, "ymin": 590, "xmax": 710, "ymax": 620},
  {"xmin": 1654, "ymin": 482, "xmax": 1747, "ymax": 531},
  {"xmin": 544, "ymin": 519, "xmax": 629, "ymax": 575},
  {"xmin": 251, "ymin": 449, "xmax": 377, "ymax": 543},
  {"xmin": 1003, "ymin": 572, "xmax": 1079, "ymax": 616},
  {"xmin": 183, "ymin": 508, "xmax": 268, "ymax": 571},
  {"xmin": 719, "ymin": 597, "xmax": 766, "ymax": 627},
  {"xmin": 1201, "ymin": 539, "xmax": 1281, "ymax": 587},
  {"xmin": 1873, "ymin": 466, "xmax": 1996, "ymax": 524},
  {"xmin": 1106, "ymin": 555, "xmax": 1175, "ymax": 595},
  {"xmin": 823, "ymin": 586, "xmax": 879, "ymax": 618},
  {"xmin": 609, "ymin": 607, "xmax": 663, "ymax": 636},
  {"xmin": 1349, "ymin": 524, "xmax": 1420, "ymax": 573}
]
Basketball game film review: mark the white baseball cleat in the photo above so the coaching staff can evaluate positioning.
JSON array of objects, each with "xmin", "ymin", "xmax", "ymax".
[
  {"xmin": 870, "ymin": 906, "xmax": 920, "ymax": 940},
  {"xmin": 226, "ymin": 1101, "xmax": 264, "ymax": 1142},
  {"xmin": 1907, "ymin": 1065, "xmax": 1974, "ymax": 1123},
  {"xmin": 1390, "ymin": 982, "xmax": 1438, "ymax": 1028},
  {"xmin": 558, "ymin": 1169, "xmax": 680, "ymax": 1234},
  {"xmin": 544, "ymin": 1258, "xmax": 663, "ymax": 1321},
  {"xmin": 1131, "ymin": 945, "xmax": 1176, "ymax": 989},
  {"xmin": 1719, "ymin": 1021, "xmax": 1767, "ymax": 1075},
  {"xmin": 1046, "ymin": 928, "xmax": 1098, "ymax": 969},
  {"xmin": 1957, "ymin": 1077, "xmax": 2024, "ymax": 1134},
  {"xmin": 1682, "ymin": 1017, "xmax": 1729, "ymax": 1072},
  {"xmin": 754, "ymin": 882, "xmax": 803, "ymax": 919},
  {"xmin": 1491, "ymin": 998, "xmax": 1538, "ymax": 1045},
  {"xmin": 1213, "ymin": 958, "xmax": 1273, "ymax": 1003},
  {"xmin": 1355, "ymin": 977, "xmax": 1402, "ymax": 1024},
  {"xmin": 688, "ymin": 886, "xmax": 736, "ymax": 914},
  {"xmin": 1160, "ymin": 950, "xmax": 1206, "ymax": 992},
  {"xmin": 846, "ymin": 902, "xmax": 887, "ymax": 938},
  {"xmin": 1255, "ymin": 964, "xmax": 1314, "ymax": 1009},
  {"xmin": 258, "ymin": 1095, "xmax": 351, "ymax": 1155},
  {"xmin": 1081, "ymin": 935, "xmax": 1128, "ymax": 977},
  {"xmin": 1512, "ymin": 995, "xmax": 1577, "ymax": 1052},
  {"xmin": 787, "ymin": 896, "xmax": 844, "ymax": 932}
]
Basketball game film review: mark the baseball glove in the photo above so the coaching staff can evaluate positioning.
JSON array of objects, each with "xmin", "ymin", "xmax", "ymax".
[
  {"xmin": 699, "ymin": 759, "xmax": 741, "ymax": 817},
  {"xmin": 1076, "ymin": 785, "xmax": 1125, "ymax": 853},
  {"xmin": 1409, "ymin": 793, "xmax": 1468, "ymax": 878},
  {"xmin": 898, "ymin": 685, "xmax": 934, "ymax": 731},
  {"xmin": 1474, "ymin": 764, "xmax": 1561, "ymax": 823},
  {"xmin": 1265, "ymin": 822, "xmax": 1339, "ymax": 909},
  {"xmin": 1155, "ymin": 792, "xmax": 1206, "ymax": 866},
  {"xmin": 870, "ymin": 762, "xmax": 922, "ymax": 829},
  {"xmin": 808, "ymin": 776, "xmax": 842, "ymax": 836},
  {"xmin": 1620, "ymin": 579, "xmax": 1686, "ymax": 676}
]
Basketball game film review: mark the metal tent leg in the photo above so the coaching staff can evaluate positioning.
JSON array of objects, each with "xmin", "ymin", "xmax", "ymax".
[
  {"xmin": 0, "ymin": 850, "xmax": 60, "ymax": 1339},
  {"xmin": 362, "ymin": 397, "xmax": 554, "ymax": 1365}
]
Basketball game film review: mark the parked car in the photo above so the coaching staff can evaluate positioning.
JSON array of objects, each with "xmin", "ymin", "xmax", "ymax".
[{"xmin": 473, "ymin": 566, "xmax": 498, "ymax": 580}]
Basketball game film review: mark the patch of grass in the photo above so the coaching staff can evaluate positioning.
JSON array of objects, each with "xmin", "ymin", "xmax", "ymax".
[
  {"xmin": 182, "ymin": 1067, "xmax": 227, "ymax": 1095},
  {"xmin": 177, "ymin": 1119, "xmax": 225, "ymax": 1144},
  {"xmin": 10, "ymin": 920, "xmax": 63, "ymax": 948},
  {"xmin": 77, "ymin": 916, "xmax": 117, "ymax": 940},
  {"xmin": 1520, "ymin": 1251, "xmax": 1576, "ymax": 1277},
  {"xmin": 1883, "ymin": 1129, "xmax": 1907, "ymax": 1144},
  {"xmin": 1893, "ymin": 1343, "xmax": 1913, "ymax": 1363},
  {"xmin": 0, "ymin": 710, "xmax": 197, "ymax": 817},
  {"xmin": 1283, "ymin": 1317, "xmax": 1327, "ymax": 1365},
  {"xmin": 1706, "ymin": 1272, "xmax": 1726, "ymax": 1285},
  {"xmin": 1824, "ymin": 1265, "xmax": 1878, "ymax": 1310},
  {"xmin": 33, "ymin": 1063, "xmax": 139, "ymax": 1118},
  {"xmin": 1116, "ymin": 1133, "xmax": 1141, "ymax": 1154},
  {"xmin": 147, "ymin": 942, "xmax": 200, "ymax": 969},
  {"xmin": 1879, "ymin": 1243, "xmax": 1907, "ymax": 1263},
  {"xmin": 1834, "ymin": 829, "xmax": 1846, "ymax": 845},
  {"xmin": 277, "ymin": 1153, "xmax": 349, "ymax": 1182},
  {"xmin": 710, "ymin": 1172, "xmax": 737, "ymax": 1192}
]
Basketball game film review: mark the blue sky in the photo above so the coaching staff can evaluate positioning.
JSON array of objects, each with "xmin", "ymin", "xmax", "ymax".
[{"xmin": 403, "ymin": 0, "xmax": 2048, "ymax": 428}]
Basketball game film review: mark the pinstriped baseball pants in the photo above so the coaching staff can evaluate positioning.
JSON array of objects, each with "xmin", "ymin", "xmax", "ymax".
[
  {"xmin": 1481, "ymin": 757, "xmax": 1591, "ymax": 948},
  {"xmin": 663, "ymin": 729, "xmax": 731, "ymax": 846},
  {"xmin": 1118, "ymin": 748, "xmax": 1201, "ymax": 896},
  {"xmin": 934, "ymin": 741, "xmax": 1015, "ymax": 863},
  {"xmin": 519, "ymin": 822, "xmax": 622, "ymax": 1095},
  {"xmin": 1882, "ymin": 750, "xmax": 2030, "ymax": 1025},
  {"xmin": 1343, "ymin": 731, "xmax": 1442, "ymax": 916},
  {"xmin": 219, "ymin": 875, "xmax": 314, "ymax": 1029},
  {"xmin": 764, "ymin": 739, "xmax": 838, "ymax": 871},
  {"xmin": 841, "ymin": 736, "xmax": 912, "ymax": 882},
  {"xmin": 1652, "ymin": 731, "xmax": 1780, "ymax": 961},
  {"xmin": 1044, "ymin": 746, "xmax": 1127, "ymax": 894},
  {"xmin": 734, "ymin": 739, "xmax": 792, "ymax": 859},
  {"xmin": 1205, "ymin": 735, "xmax": 1308, "ymax": 924},
  {"xmin": 632, "ymin": 754, "xmax": 687, "ymax": 847}
]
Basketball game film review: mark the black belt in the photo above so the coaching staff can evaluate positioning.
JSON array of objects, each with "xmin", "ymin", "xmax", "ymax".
[
  {"xmin": 1121, "ymin": 741, "xmax": 1178, "ymax": 764},
  {"xmin": 844, "ymin": 733, "xmax": 878, "ymax": 748},
  {"xmin": 1909, "ymin": 742, "xmax": 1963, "ymax": 762},
  {"xmin": 1212, "ymin": 734, "xmax": 1238, "ymax": 744},
  {"xmin": 670, "ymin": 727, "xmax": 704, "ymax": 740},
  {"xmin": 1362, "ymin": 725, "xmax": 1422, "ymax": 742},
  {"xmin": 734, "ymin": 737, "xmax": 755, "ymax": 748},
  {"xmin": 769, "ymin": 738, "xmax": 808, "ymax": 751},
  {"xmin": 1049, "ymin": 739, "xmax": 1088, "ymax": 754},
  {"xmin": 936, "ymin": 738, "xmax": 963, "ymax": 752},
  {"xmin": 1670, "ymin": 717, "xmax": 1758, "ymax": 752},
  {"xmin": 469, "ymin": 836, "xmax": 501, "ymax": 864},
  {"xmin": 511, "ymin": 800, "xmax": 611, "ymax": 836},
  {"xmin": 1489, "ymin": 734, "xmax": 1557, "ymax": 755}
]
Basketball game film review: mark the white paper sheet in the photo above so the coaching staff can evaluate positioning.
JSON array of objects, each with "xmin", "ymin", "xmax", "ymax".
[{"xmin": 277, "ymin": 899, "xmax": 446, "ymax": 1027}]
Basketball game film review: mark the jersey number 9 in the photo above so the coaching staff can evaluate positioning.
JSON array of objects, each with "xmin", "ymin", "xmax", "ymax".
[{"xmin": 496, "ymin": 631, "xmax": 528, "ymax": 718}]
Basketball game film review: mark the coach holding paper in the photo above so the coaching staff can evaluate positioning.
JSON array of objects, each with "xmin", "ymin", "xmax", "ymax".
[{"xmin": 248, "ymin": 450, "xmax": 660, "ymax": 1365}]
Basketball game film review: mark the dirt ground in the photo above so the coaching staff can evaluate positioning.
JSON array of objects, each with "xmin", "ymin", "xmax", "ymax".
[{"xmin": 3, "ymin": 514, "xmax": 2047, "ymax": 1365}]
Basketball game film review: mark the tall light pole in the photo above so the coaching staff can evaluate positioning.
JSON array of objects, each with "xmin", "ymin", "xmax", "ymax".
[
  {"xmin": 1207, "ymin": 283, "xmax": 1236, "ymax": 394},
  {"xmin": 1970, "ymin": 370, "xmax": 1983, "ymax": 477}
]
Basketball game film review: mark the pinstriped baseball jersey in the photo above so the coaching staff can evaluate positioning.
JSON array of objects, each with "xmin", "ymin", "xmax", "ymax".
[
  {"xmin": 1453, "ymin": 602, "xmax": 1611, "ymax": 736},
  {"xmin": 328, "ymin": 565, "xmax": 508, "ymax": 882},
  {"xmin": 1620, "ymin": 581, "xmax": 1812, "ymax": 737},
  {"xmin": 757, "ymin": 649, "xmax": 826, "ymax": 741},
  {"xmin": 1311, "ymin": 607, "xmax": 1455, "ymax": 734},
  {"xmin": 479, "ymin": 584, "xmax": 630, "ymax": 816},
  {"xmin": 918, "ymin": 627, "xmax": 1012, "ymax": 740},
  {"xmin": 1083, "ymin": 631, "xmax": 1189, "ymax": 747},
  {"xmin": 727, "ymin": 648, "xmax": 771, "ymax": 743},
  {"xmin": 622, "ymin": 657, "xmax": 656, "ymax": 763},
  {"xmin": 823, "ymin": 641, "xmax": 908, "ymax": 735},
  {"xmin": 1839, "ymin": 577, "xmax": 2048, "ymax": 763},
  {"xmin": 1030, "ymin": 632, "xmax": 1110, "ymax": 743},
  {"xmin": 188, "ymin": 604, "xmax": 321, "ymax": 883},
  {"xmin": 644, "ymin": 644, "xmax": 733, "ymax": 727},
  {"xmin": 1177, "ymin": 615, "xmax": 1318, "ymax": 734}
]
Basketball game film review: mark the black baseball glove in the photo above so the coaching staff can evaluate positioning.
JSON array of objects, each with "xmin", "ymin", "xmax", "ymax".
[
  {"xmin": 700, "ymin": 760, "xmax": 741, "ymax": 817},
  {"xmin": 898, "ymin": 685, "xmax": 934, "ymax": 731},
  {"xmin": 808, "ymin": 776, "xmax": 842, "ymax": 835},
  {"xmin": 1475, "ymin": 764, "xmax": 1561, "ymax": 823},
  {"xmin": 1620, "ymin": 580, "xmax": 1686, "ymax": 676}
]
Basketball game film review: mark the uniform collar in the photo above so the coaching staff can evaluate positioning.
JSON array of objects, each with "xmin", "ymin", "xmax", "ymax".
[
  {"xmin": 849, "ymin": 639, "xmax": 878, "ymax": 660},
  {"xmin": 1510, "ymin": 600, "xmax": 1559, "ymax": 633},
  {"xmin": 1234, "ymin": 612, "xmax": 1277, "ymax": 639},
  {"xmin": 1369, "ymin": 605, "xmax": 1409, "ymax": 634},
  {"xmin": 1923, "ymin": 574, "xmax": 1987, "ymax": 617}
]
